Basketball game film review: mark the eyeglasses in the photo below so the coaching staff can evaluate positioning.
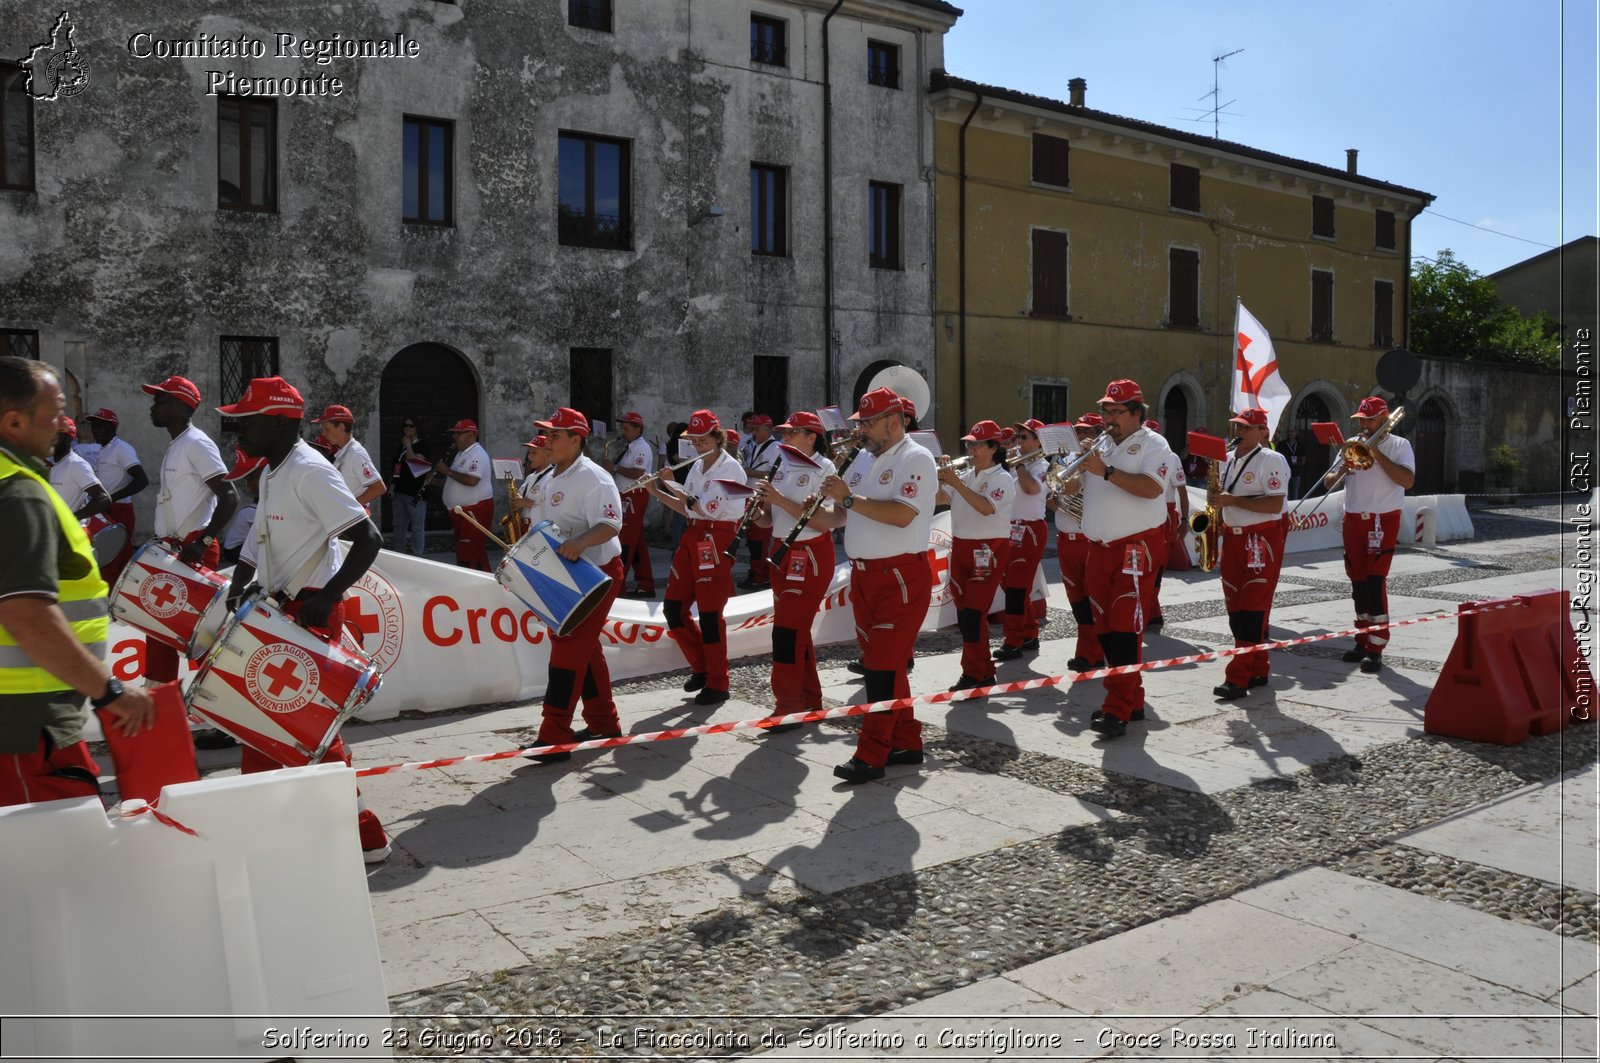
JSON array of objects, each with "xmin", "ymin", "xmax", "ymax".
[
  {"xmin": 402, "ymin": 423, "xmax": 416, "ymax": 429},
  {"xmin": 1101, "ymin": 406, "xmax": 1129, "ymax": 417}
]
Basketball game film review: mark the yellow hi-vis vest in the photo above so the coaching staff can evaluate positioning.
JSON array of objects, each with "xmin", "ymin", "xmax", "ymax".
[{"xmin": 0, "ymin": 451, "xmax": 109, "ymax": 694}]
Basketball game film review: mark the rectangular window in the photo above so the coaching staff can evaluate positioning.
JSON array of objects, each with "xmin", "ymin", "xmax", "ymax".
[
  {"xmin": 1375, "ymin": 209, "xmax": 1396, "ymax": 250},
  {"xmin": 218, "ymin": 96, "xmax": 276, "ymax": 211},
  {"xmin": 568, "ymin": 0, "xmax": 612, "ymax": 31},
  {"xmin": 1311, "ymin": 269, "xmax": 1335, "ymax": 341},
  {"xmin": 1168, "ymin": 248, "xmax": 1199, "ymax": 329},
  {"xmin": 569, "ymin": 348, "xmax": 613, "ymax": 428},
  {"xmin": 1032, "ymin": 133, "xmax": 1070, "ymax": 188},
  {"xmin": 867, "ymin": 40, "xmax": 900, "ymax": 88},
  {"xmin": 220, "ymin": 336, "xmax": 280, "ymax": 407},
  {"xmin": 1170, "ymin": 164, "xmax": 1200, "ymax": 211},
  {"xmin": 753, "ymin": 355, "xmax": 788, "ymax": 421},
  {"xmin": 1373, "ymin": 280, "xmax": 1394, "ymax": 347},
  {"xmin": 559, "ymin": 131, "xmax": 631, "ymax": 250},
  {"xmin": 1031, "ymin": 383, "xmax": 1070, "ymax": 425},
  {"xmin": 402, "ymin": 115, "xmax": 453, "ymax": 225},
  {"xmin": 750, "ymin": 14, "xmax": 787, "ymax": 67},
  {"xmin": 868, "ymin": 181, "xmax": 902, "ymax": 270},
  {"xmin": 1030, "ymin": 229, "xmax": 1069, "ymax": 318},
  {"xmin": 1, "ymin": 63, "xmax": 35, "ymax": 191},
  {"xmin": 750, "ymin": 164, "xmax": 787, "ymax": 256},
  {"xmin": 1, "ymin": 328, "xmax": 39, "ymax": 360},
  {"xmin": 1312, "ymin": 195, "xmax": 1335, "ymax": 238}
]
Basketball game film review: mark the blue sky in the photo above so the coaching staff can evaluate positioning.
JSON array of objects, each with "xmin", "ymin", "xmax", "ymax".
[{"xmin": 942, "ymin": 0, "xmax": 1597, "ymax": 278}]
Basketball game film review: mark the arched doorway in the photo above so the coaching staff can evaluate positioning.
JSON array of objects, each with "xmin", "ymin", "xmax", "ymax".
[
  {"xmin": 1161, "ymin": 388, "xmax": 1189, "ymax": 455},
  {"xmin": 1293, "ymin": 393, "xmax": 1333, "ymax": 497},
  {"xmin": 379, "ymin": 343, "xmax": 480, "ymax": 533},
  {"xmin": 1414, "ymin": 397, "xmax": 1448, "ymax": 494}
]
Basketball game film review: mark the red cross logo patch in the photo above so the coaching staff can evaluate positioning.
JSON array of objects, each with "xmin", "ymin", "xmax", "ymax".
[
  {"xmin": 139, "ymin": 574, "xmax": 187, "ymax": 619},
  {"xmin": 901, "ymin": 481, "xmax": 918, "ymax": 498},
  {"xmin": 244, "ymin": 642, "xmax": 320, "ymax": 714}
]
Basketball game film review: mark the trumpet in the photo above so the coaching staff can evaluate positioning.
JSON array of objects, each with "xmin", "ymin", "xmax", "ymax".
[
  {"xmin": 635, "ymin": 454, "xmax": 701, "ymax": 491},
  {"xmin": 1005, "ymin": 444, "xmax": 1047, "ymax": 465},
  {"xmin": 1044, "ymin": 434, "xmax": 1114, "ymax": 497},
  {"xmin": 937, "ymin": 455, "xmax": 974, "ymax": 474},
  {"xmin": 827, "ymin": 431, "xmax": 864, "ymax": 464}
]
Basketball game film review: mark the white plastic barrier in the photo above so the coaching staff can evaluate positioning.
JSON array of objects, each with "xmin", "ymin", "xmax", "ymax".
[
  {"xmin": 1179, "ymin": 488, "xmax": 1475, "ymax": 558},
  {"xmin": 0, "ymin": 768, "xmax": 391, "ymax": 1062}
]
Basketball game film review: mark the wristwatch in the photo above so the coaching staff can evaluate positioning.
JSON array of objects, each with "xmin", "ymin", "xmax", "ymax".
[
  {"xmin": 199, "ymin": 534, "xmax": 216, "ymax": 548},
  {"xmin": 841, "ymin": 493, "xmax": 856, "ymax": 510},
  {"xmin": 1103, "ymin": 467, "xmax": 1114, "ymax": 481},
  {"xmin": 89, "ymin": 676, "xmax": 124, "ymax": 709}
]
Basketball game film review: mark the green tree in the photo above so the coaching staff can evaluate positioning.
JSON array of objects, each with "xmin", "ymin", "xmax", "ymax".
[{"xmin": 1410, "ymin": 249, "xmax": 1561, "ymax": 368}]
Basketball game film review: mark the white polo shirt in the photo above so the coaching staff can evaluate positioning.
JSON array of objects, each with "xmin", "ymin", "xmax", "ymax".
[
  {"xmin": 442, "ymin": 441, "xmax": 493, "ymax": 509},
  {"xmin": 222, "ymin": 501, "xmax": 257, "ymax": 553},
  {"xmin": 86, "ymin": 436, "xmax": 141, "ymax": 496},
  {"xmin": 742, "ymin": 434, "xmax": 779, "ymax": 483},
  {"xmin": 242, "ymin": 440, "xmax": 368, "ymax": 595},
  {"xmin": 1219, "ymin": 444, "xmax": 1290, "ymax": 528},
  {"xmin": 1343, "ymin": 433, "xmax": 1414, "ymax": 514},
  {"xmin": 843, "ymin": 434, "xmax": 937, "ymax": 560},
  {"xmin": 768, "ymin": 450, "xmax": 836, "ymax": 543},
  {"xmin": 48, "ymin": 450, "xmax": 102, "ymax": 512},
  {"xmin": 333, "ymin": 437, "xmax": 383, "ymax": 500},
  {"xmin": 948, "ymin": 464, "xmax": 1015, "ymax": 540},
  {"xmin": 612, "ymin": 436, "xmax": 654, "ymax": 495},
  {"xmin": 520, "ymin": 466, "xmax": 553, "ymax": 500},
  {"xmin": 1010, "ymin": 458, "xmax": 1049, "ymax": 523},
  {"xmin": 840, "ymin": 445, "xmax": 874, "ymax": 494},
  {"xmin": 680, "ymin": 449, "xmax": 746, "ymax": 524},
  {"xmin": 1167, "ymin": 461, "xmax": 1188, "ymax": 505},
  {"xmin": 154, "ymin": 425, "xmax": 226, "ymax": 538},
  {"xmin": 1081, "ymin": 425, "xmax": 1174, "ymax": 544},
  {"xmin": 527, "ymin": 455, "xmax": 623, "ymax": 566}
]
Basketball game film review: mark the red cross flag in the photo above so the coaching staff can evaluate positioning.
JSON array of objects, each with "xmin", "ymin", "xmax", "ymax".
[{"xmin": 1232, "ymin": 301, "xmax": 1291, "ymax": 436}]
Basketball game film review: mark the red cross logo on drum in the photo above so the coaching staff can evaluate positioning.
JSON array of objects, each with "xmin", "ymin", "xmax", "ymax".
[
  {"xmin": 262, "ymin": 658, "xmax": 304, "ymax": 697},
  {"xmin": 244, "ymin": 643, "xmax": 319, "ymax": 714},
  {"xmin": 151, "ymin": 582, "xmax": 177, "ymax": 609},
  {"xmin": 139, "ymin": 574, "xmax": 187, "ymax": 619}
]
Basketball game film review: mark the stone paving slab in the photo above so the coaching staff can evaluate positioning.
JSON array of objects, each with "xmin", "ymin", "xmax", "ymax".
[
  {"xmin": 376, "ymin": 909, "xmax": 532, "ymax": 997},
  {"xmin": 1430, "ymin": 568, "xmax": 1570, "ymax": 601}
]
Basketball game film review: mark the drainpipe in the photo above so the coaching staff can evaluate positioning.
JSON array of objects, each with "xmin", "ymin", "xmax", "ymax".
[
  {"xmin": 957, "ymin": 88, "xmax": 982, "ymax": 430},
  {"xmin": 1401, "ymin": 205, "xmax": 1413, "ymax": 349},
  {"xmin": 821, "ymin": 0, "xmax": 845, "ymax": 404}
]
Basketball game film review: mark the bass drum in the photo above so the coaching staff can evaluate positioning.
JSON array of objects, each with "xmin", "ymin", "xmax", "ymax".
[{"xmin": 83, "ymin": 513, "xmax": 128, "ymax": 571}]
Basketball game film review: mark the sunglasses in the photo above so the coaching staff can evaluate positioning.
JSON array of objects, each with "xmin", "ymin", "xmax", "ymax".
[{"xmin": 402, "ymin": 422, "xmax": 416, "ymax": 428}]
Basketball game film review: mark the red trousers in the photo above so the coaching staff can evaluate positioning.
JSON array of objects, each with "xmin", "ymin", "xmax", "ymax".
[
  {"xmin": 1001, "ymin": 519, "xmax": 1048, "ymax": 647},
  {"xmin": 618, "ymin": 491, "xmax": 655, "ymax": 593},
  {"xmin": 1085, "ymin": 526, "xmax": 1164, "ymax": 721},
  {"xmin": 101, "ymin": 500, "xmax": 137, "ymax": 589},
  {"xmin": 665, "ymin": 520, "xmax": 737, "ymax": 690},
  {"xmin": 1057, "ymin": 531, "xmax": 1102, "ymax": 665},
  {"xmin": 450, "ymin": 498, "xmax": 495, "ymax": 571},
  {"xmin": 950, "ymin": 536, "xmax": 1009, "ymax": 678},
  {"xmin": 536, "ymin": 556, "xmax": 625, "ymax": 743},
  {"xmin": 0, "ymin": 735, "xmax": 101, "ymax": 807},
  {"xmin": 850, "ymin": 553, "xmax": 933, "ymax": 768},
  {"xmin": 1343, "ymin": 509, "xmax": 1401, "ymax": 653},
  {"xmin": 146, "ymin": 533, "xmax": 221, "ymax": 685},
  {"xmin": 769, "ymin": 536, "xmax": 834, "ymax": 715},
  {"xmin": 1220, "ymin": 520, "xmax": 1288, "ymax": 686}
]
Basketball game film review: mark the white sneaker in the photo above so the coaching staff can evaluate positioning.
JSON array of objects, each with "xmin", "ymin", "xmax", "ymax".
[{"xmin": 362, "ymin": 842, "xmax": 392, "ymax": 864}]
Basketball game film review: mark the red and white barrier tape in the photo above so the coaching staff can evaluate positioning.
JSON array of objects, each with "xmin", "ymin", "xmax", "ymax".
[
  {"xmin": 114, "ymin": 799, "xmax": 202, "ymax": 838},
  {"xmin": 355, "ymin": 599, "xmax": 1526, "ymax": 778}
]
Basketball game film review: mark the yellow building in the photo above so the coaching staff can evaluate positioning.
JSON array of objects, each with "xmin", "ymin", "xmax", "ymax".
[{"xmin": 929, "ymin": 73, "xmax": 1433, "ymax": 482}]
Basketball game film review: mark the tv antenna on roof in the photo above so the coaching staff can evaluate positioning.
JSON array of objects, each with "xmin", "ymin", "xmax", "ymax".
[{"xmin": 1200, "ymin": 48, "xmax": 1244, "ymax": 139}]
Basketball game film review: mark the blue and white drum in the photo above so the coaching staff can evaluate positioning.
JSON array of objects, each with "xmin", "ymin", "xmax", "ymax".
[{"xmin": 496, "ymin": 520, "xmax": 614, "ymax": 638}]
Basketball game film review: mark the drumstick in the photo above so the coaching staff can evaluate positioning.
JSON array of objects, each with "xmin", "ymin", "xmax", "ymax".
[{"xmin": 452, "ymin": 506, "xmax": 514, "ymax": 552}]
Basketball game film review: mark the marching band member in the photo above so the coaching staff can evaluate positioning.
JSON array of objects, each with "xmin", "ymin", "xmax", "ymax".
[
  {"xmin": 1329, "ymin": 396, "xmax": 1415, "ymax": 673},
  {"xmin": 646, "ymin": 409, "xmax": 745, "ymax": 706},
  {"xmin": 738, "ymin": 414, "xmax": 779, "ymax": 590},
  {"xmin": 78, "ymin": 407, "xmax": 148, "ymax": 587},
  {"xmin": 521, "ymin": 408, "xmax": 627, "ymax": 760},
  {"xmin": 219, "ymin": 447, "xmax": 265, "ymax": 566},
  {"xmin": 317, "ymin": 404, "xmax": 386, "ymax": 512},
  {"xmin": 47, "ymin": 418, "xmax": 111, "ymax": 520},
  {"xmin": 144, "ymin": 375, "xmax": 236, "ymax": 687},
  {"xmin": 1144, "ymin": 418, "xmax": 1188, "ymax": 625},
  {"xmin": 438, "ymin": 418, "xmax": 494, "ymax": 571},
  {"xmin": 815, "ymin": 387, "xmax": 937, "ymax": 783},
  {"xmin": 995, "ymin": 419, "xmax": 1049, "ymax": 662},
  {"xmin": 0, "ymin": 358, "xmax": 155, "ymax": 807},
  {"xmin": 604, "ymin": 411, "xmax": 657, "ymax": 599},
  {"xmin": 1209, "ymin": 407, "xmax": 1290, "ymax": 699},
  {"xmin": 1071, "ymin": 380, "xmax": 1174, "ymax": 739},
  {"xmin": 517, "ymin": 433, "xmax": 553, "ymax": 511},
  {"xmin": 1048, "ymin": 414, "xmax": 1105, "ymax": 672},
  {"xmin": 937, "ymin": 419, "xmax": 1015, "ymax": 692},
  {"xmin": 751, "ymin": 410, "xmax": 837, "ymax": 731},
  {"xmin": 218, "ymin": 376, "xmax": 391, "ymax": 862}
]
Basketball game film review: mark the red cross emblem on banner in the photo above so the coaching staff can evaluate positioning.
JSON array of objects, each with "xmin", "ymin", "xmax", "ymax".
[
  {"xmin": 345, "ymin": 595, "xmax": 381, "ymax": 641},
  {"xmin": 925, "ymin": 548, "xmax": 949, "ymax": 585},
  {"xmin": 1235, "ymin": 331, "xmax": 1278, "ymax": 398}
]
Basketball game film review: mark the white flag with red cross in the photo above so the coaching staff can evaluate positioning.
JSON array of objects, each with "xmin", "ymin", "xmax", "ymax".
[{"xmin": 1232, "ymin": 301, "xmax": 1291, "ymax": 436}]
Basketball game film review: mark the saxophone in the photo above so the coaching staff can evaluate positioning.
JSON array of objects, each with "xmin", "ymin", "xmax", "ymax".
[
  {"xmin": 1187, "ymin": 441, "xmax": 1236, "ymax": 572},
  {"xmin": 502, "ymin": 473, "xmax": 527, "ymax": 541}
]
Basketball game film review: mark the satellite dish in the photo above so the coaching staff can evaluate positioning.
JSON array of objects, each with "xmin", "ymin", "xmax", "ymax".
[
  {"xmin": 866, "ymin": 364, "xmax": 932, "ymax": 420},
  {"xmin": 1375, "ymin": 347, "xmax": 1421, "ymax": 395}
]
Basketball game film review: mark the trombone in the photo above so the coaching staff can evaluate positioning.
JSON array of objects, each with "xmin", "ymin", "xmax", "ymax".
[{"xmin": 1288, "ymin": 406, "xmax": 1406, "ymax": 519}]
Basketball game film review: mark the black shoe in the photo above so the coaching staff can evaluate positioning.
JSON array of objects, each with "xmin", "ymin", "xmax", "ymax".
[
  {"xmin": 907, "ymin": 656, "xmax": 915, "ymax": 671},
  {"xmin": 1213, "ymin": 682, "xmax": 1250, "ymax": 701},
  {"xmin": 1089, "ymin": 714, "xmax": 1127, "ymax": 738},
  {"xmin": 694, "ymin": 687, "xmax": 729, "ymax": 706},
  {"xmin": 1359, "ymin": 654, "xmax": 1383, "ymax": 674},
  {"xmin": 1091, "ymin": 708, "xmax": 1144, "ymax": 724},
  {"xmin": 683, "ymin": 672, "xmax": 707, "ymax": 692},
  {"xmin": 832, "ymin": 757, "xmax": 886, "ymax": 783},
  {"xmin": 886, "ymin": 748, "xmax": 924, "ymax": 766},
  {"xmin": 1147, "ymin": 616, "xmax": 1165, "ymax": 631},
  {"xmin": 1021, "ymin": 638, "xmax": 1040, "ymax": 651},
  {"xmin": 623, "ymin": 589, "xmax": 655, "ymax": 599},
  {"xmin": 764, "ymin": 721, "xmax": 804, "ymax": 735},
  {"xmin": 524, "ymin": 750, "xmax": 572, "ymax": 764},
  {"xmin": 846, "ymin": 661, "xmax": 867, "ymax": 676},
  {"xmin": 192, "ymin": 728, "xmax": 237, "ymax": 750},
  {"xmin": 571, "ymin": 728, "xmax": 623, "ymax": 742},
  {"xmin": 1068, "ymin": 657, "xmax": 1107, "ymax": 672},
  {"xmin": 1247, "ymin": 675, "xmax": 1270, "ymax": 689},
  {"xmin": 948, "ymin": 674, "xmax": 996, "ymax": 693},
  {"xmin": 993, "ymin": 644, "xmax": 1025, "ymax": 662},
  {"xmin": 1341, "ymin": 647, "xmax": 1367, "ymax": 663}
]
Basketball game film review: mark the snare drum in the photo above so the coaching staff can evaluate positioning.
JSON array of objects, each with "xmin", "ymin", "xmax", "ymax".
[
  {"xmin": 185, "ymin": 594, "xmax": 381, "ymax": 766},
  {"xmin": 496, "ymin": 520, "xmax": 613, "ymax": 637},
  {"xmin": 109, "ymin": 540, "xmax": 230, "ymax": 653},
  {"xmin": 83, "ymin": 513, "xmax": 128, "ymax": 571}
]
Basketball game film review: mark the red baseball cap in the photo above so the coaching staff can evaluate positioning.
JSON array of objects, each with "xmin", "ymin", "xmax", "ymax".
[
  {"xmin": 747, "ymin": 413, "xmax": 773, "ymax": 427},
  {"xmin": 684, "ymin": 409, "xmax": 721, "ymax": 436},
  {"xmin": 1145, "ymin": 419, "xmax": 1161, "ymax": 432},
  {"xmin": 961, "ymin": 419, "xmax": 1005, "ymax": 443},
  {"xmin": 449, "ymin": 419, "xmax": 479, "ymax": 434},
  {"xmin": 316, "ymin": 404, "xmax": 354, "ymax": 425},
  {"xmin": 534, "ymin": 407, "xmax": 590, "ymax": 437},
  {"xmin": 1013, "ymin": 418, "xmax": 1046, "ymax": 434},
  {"xmin": 1352, "ymin": 396, "xmax": 1390, "ymax": 419},
  {"xmin": 58, "ymin": 416, "xmax": 76, "ymax": 438},
  {"xmin": 1075, "ymin": 412, "xmax": 1104, "ymax": 430},
  {"xmin": 84, "ymin": 407, "xmax": 118, "ymax": 425},
  {"xmin": 726, "ymin": 428, "xmax": 741, "ymax": 447},
  {"xmin": 1230, "ymin": 407, "xmax": 1270, "ymax": 428},
  {"xmin": 523, "ymin": 434, "xmax": 551, "ymax": 449},
  {"xmin": 141, "ymin": 375, "xmax": 202, "ymax": 409},
  {"xmin": 222, "ymin": 446, "xmax": 267, "ymax": 482},
  {"xmin": 1098, "ymin": 379, "xmax": 1144, "ymax": 405},
  {"xmin": 850, "ymin": 387, "xmax": 903, "ymax": 421},
  {"xmin": 307, "ymin": 435, "xmax": 336, "ymax": 460},
  {"xmin": 617, "ymin": 411, "xmax": 645, "ymax": 428},
  {"xmin": 778, "ymin": 410, "xmax": 825, "ymax": 434},
  {"xmin": 216, "ymin": 377, "xmax": 305, "ymax": 418}
]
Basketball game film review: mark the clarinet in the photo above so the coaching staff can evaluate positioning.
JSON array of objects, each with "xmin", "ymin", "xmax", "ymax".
[
  {"xmin": 723, "ymin": 456, "xmax": 782, "ymax": 561},
  {"xmin": 420, "ymin": 440, "xmax": 459, "ymax": 492},
  {"xmin": 771, "ymin": 442, "xmax": 862, "ymax": 564}
]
